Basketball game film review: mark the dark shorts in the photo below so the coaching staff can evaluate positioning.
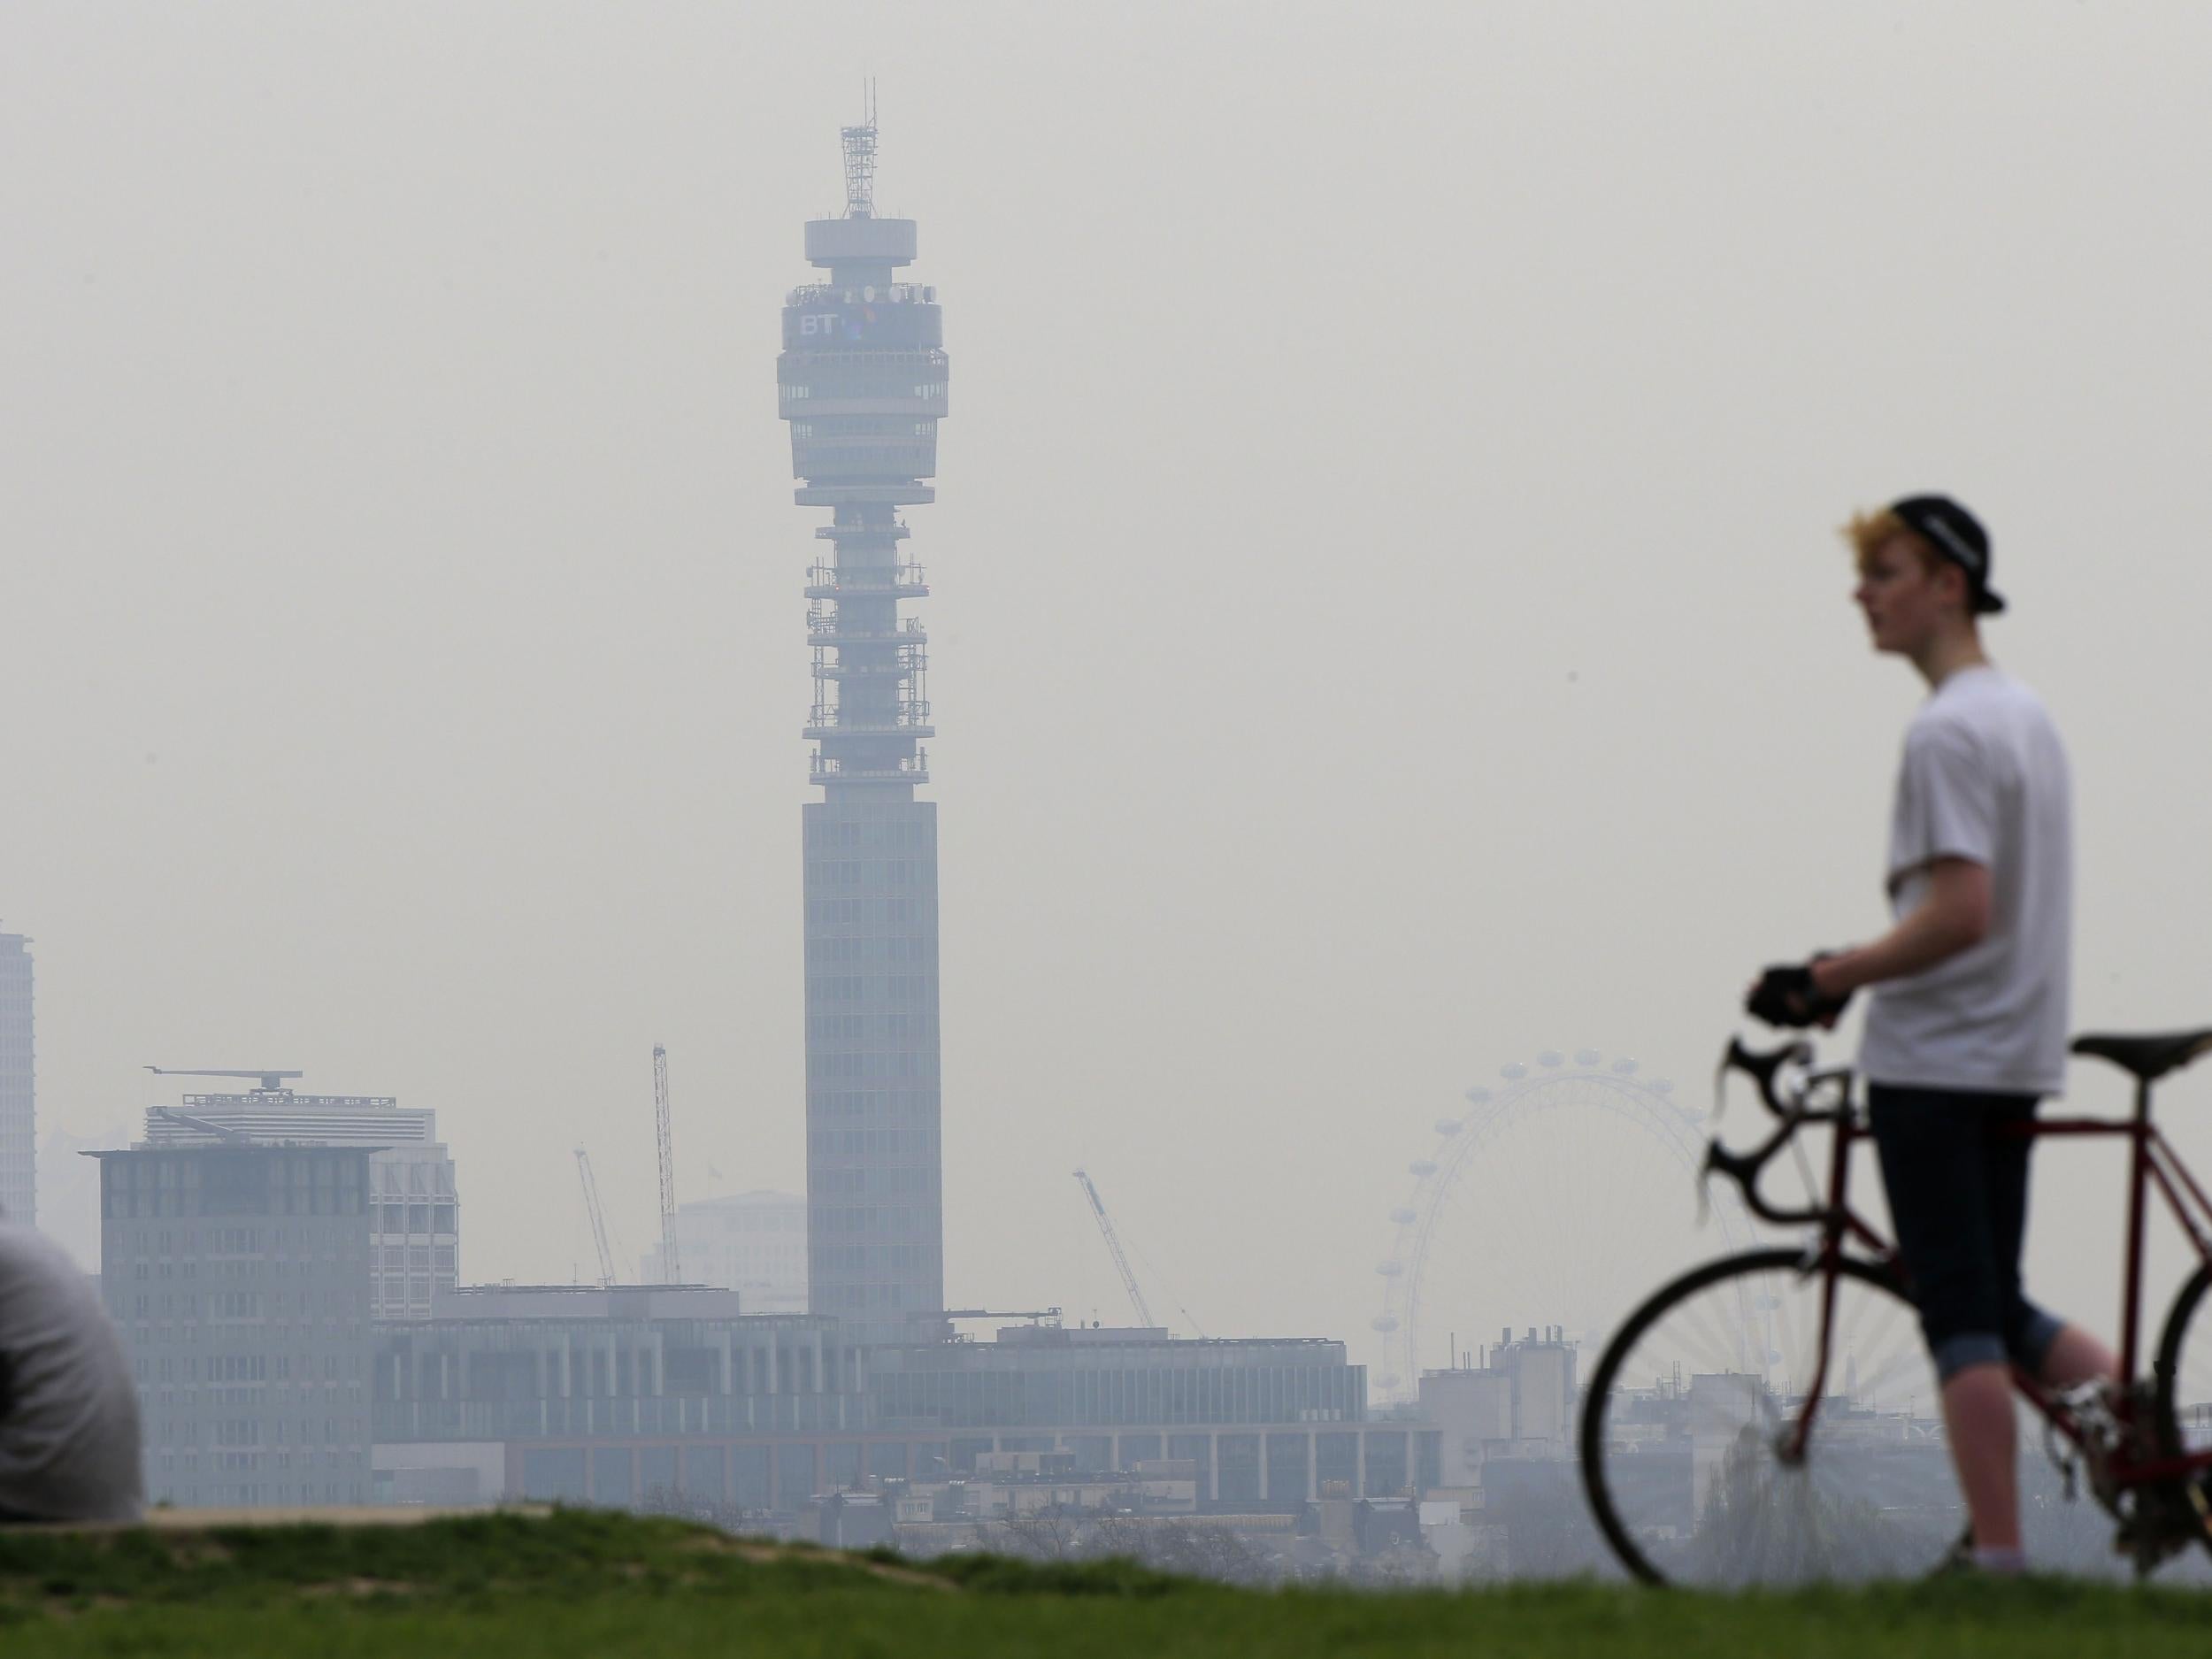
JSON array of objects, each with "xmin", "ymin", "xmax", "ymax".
[{"xmin": 1867, "ymin": 1082, "xmax": 2064, "ymax": 1382}]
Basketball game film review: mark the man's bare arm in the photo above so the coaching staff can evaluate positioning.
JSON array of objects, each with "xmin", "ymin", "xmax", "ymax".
[{"xmin": 1812, "ymin": 856, "xmax": 1993, "ymax": 1002}]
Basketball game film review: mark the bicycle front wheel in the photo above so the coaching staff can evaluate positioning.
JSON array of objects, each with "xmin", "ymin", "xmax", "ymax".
[{"xmin": 1580, "ymin": 1248, "xmax": 1955, "ymax": 1587}]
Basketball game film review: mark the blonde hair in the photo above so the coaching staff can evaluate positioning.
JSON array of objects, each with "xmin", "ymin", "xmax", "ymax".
[{"xmin": 1843, "ymin": 508, "xmax": 1941, "ymax": 579}]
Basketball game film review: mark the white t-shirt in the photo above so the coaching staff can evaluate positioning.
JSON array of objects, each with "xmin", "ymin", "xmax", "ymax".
[{"xmin": 1857, "ymin": 664, "xmax": 2073, "ymax": 1096}]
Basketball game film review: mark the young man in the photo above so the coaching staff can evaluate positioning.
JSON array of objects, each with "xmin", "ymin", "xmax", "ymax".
[{"xmin": 1747, "ymin": 495, "xmax": 2114, "ymax": 1575}]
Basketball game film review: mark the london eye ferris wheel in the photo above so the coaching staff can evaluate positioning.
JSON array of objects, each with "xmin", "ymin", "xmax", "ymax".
[{"xmin": 1368, "ymin": 1047, "xmax": 1759, "ymax": 1402}]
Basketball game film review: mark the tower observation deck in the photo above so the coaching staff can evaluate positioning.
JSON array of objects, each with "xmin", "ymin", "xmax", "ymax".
[{"xmin": 780, "ymin": 112, "xmax": 949, "ymax": 1348}]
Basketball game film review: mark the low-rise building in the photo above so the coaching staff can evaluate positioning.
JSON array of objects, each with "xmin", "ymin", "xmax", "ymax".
[
  {"xmin": 372, "ymin": 1284, "xmax": 889, "ymax": 1507},
  {"xmin": 371, "ymin": 1309, "xmax": 1428, "ymax": 1514},
  {"xmin": 1417, "ymin": 1325, "xmax": 1578, "ymax": 1491},
  {"xmin": 868, "ymin": 1323, "xmax": 1417, "ymax": 1504}
]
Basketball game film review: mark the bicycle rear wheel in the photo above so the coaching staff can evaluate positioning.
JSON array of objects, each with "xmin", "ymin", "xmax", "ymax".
[
  {"xmin": 2153, "ymin": 1261, "xmax": 2212, "ymax": 1548},
  {"xmin": 1580, "ymin": 1247, "xmax": 1955, "ymax": 1586}
]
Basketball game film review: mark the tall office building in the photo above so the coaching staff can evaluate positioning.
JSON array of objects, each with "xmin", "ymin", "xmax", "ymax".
[
  {"xmin": 779, "ymin": 113, "xmax": 948, "ymax": 1346},
  {"xmin": 0, "ymin": 929, "xmax": 33, "ymax": 1227},
  {"xmin": 138, "ymin": 1081, "xmax": 459, "ymax": 1319},
  {"xmin": 93, "ymin": 1142, "xmax": 374, "ymax": 1508}
]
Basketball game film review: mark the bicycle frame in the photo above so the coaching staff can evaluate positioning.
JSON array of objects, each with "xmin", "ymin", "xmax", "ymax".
[{"xmin": 1715, "ymin": 1042, "xmax": 2212, "ymax": 1490}]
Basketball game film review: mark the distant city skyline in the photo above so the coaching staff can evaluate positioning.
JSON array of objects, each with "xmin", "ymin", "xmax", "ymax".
[{"xmin": 6, "ymin": 4, "xmax": 2209, "ymax": 1366}]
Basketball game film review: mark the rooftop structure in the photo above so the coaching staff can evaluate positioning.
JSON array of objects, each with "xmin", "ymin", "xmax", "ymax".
[{"xmin": 780, "ymin": 112, "xmax": 949, "ymax": 1347}]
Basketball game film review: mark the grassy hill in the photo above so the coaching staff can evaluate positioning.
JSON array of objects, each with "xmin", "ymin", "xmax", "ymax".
[{"xmin": 0, "ymin": 1509, "xmax": 2207, "ymax": 1656}]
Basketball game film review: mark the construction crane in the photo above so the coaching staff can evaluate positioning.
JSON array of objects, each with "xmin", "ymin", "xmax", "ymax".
[
  {"xmin": 149, "ymin": 1107, "xmax": 254, "ymax": 1144},
  {"xmin": 574, "ymin": 1146, "xmax": 617, "ymax": 1287},
  {"xmin": 652, "ymin": 1045, "xmax": 680, "ymax": 1282},
  {"xmin": 1073, "ymin": 1168, "xmax": 1156, "ymax": 1330},
  {"xmin": 146, "ymin": 1066, "xmax": 302, "ymax": 1093}
]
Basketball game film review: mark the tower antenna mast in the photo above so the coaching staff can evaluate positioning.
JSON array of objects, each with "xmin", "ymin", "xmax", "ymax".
[{"xmin": 841, "ymin": 81, "xmax": 879, "ymax": 218}]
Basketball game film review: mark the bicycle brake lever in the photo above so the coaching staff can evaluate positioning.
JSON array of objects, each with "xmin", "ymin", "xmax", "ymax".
[
  {"xmin": 1718, "ymin": 1035, "xmax": 1814, "ymax": 1119},
  {"xmin": 1705, "ymin": 1141, "xmax": 1757, "ymax": 1187}
]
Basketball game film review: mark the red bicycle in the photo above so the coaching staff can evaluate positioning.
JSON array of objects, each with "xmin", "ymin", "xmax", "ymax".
[{"xmin": 1579, "ymin": 1027, "xmax": 2212, "ymax": 1587}]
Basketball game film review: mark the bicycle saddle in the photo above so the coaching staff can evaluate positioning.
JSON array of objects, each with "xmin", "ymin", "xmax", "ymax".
[{"xmin": 2070, "ymin": 1029, "xmax": 2212, "ymax": 1084}]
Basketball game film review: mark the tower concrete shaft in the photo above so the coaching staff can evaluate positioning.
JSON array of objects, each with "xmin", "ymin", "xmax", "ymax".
[{"xmin": 779, "ymin": 119, "xmax": 949, "ymax": 1348}]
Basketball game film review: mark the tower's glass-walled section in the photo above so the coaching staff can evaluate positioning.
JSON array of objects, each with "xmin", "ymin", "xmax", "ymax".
[{"xmin": 802, "ymin": 798, "xmax": 942, "ymax": 1338}]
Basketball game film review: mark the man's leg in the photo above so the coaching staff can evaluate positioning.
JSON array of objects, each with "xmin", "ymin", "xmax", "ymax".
[
  {"xmin": 1940, "ymin": 1093, "xmax": 2118, "ymax": 1568},
  {"xmin": 1982, "ymin": 1100, "xmax": 2120, "ymax": 1393},
  {"xmin": 2039, "ymin": 1325, "xmax": 2117, "ymax": 1390},
  {"xmin": 1941, "ymin": 1363, "xmax": 2021, "ymax": 1553},
  {"xmin": 1870, "ymin": 1087, "xmax": 2021, "ymax": 1555}
]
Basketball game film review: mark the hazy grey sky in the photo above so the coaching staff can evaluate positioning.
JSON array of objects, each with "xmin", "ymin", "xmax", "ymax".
[{"xmin": 6, "ymin": 3, "xmax": 2211, "ymax": 1364}]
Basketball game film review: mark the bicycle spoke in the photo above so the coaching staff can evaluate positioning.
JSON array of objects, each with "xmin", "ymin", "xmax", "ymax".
[
  {"xmin": 2169, "ymin": 1302, "xmax": 2212, "ymax": 1455},
  {"xmin": 1673, "ymin": 1284, "xmax": 1759, "ymax": 1376}
]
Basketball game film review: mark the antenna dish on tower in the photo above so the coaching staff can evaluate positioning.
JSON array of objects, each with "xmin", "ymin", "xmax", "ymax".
[{"xmin": 841, "ymin": 81, "xmax": 879, "ymax": 218}]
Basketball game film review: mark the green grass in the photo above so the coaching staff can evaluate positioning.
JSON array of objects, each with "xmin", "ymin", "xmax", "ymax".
[{"xmin": 0, "ymin": 1509, "xmax": 2205, "ymax": 1656}]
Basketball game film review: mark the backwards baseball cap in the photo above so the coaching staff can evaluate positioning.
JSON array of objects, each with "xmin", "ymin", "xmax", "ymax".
[{"xmin": 1892, "ymin": 494, "xmax": 2004, "ymax": 615}]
